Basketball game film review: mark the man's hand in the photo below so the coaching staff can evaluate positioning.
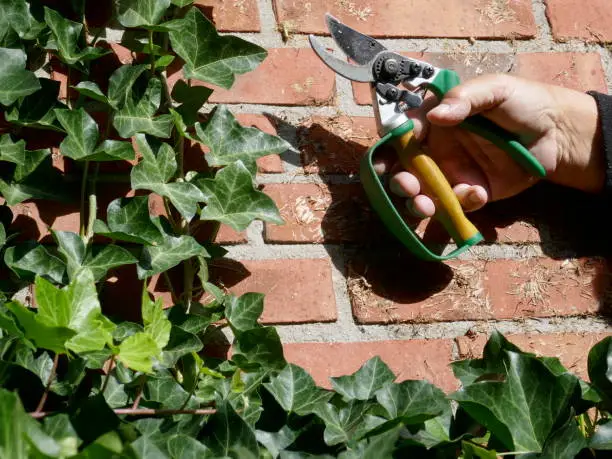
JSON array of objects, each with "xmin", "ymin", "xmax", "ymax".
[{"xmin": 377, "ymin": 74, "xmax": 604, "ymax": 217}]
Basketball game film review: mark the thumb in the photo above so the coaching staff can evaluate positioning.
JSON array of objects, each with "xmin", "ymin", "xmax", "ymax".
[{"xmin": 426, "ymin": 74, "xmax": 514, "ymax": 126}]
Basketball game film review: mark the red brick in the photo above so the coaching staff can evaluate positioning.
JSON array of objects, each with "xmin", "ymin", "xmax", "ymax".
[
  {"xmin": 194, "ymin": 0, "xmax": 260, "ymax": 32},
  {"xmin": 545, "ymin": 0, "xmax": 612, "ymax": 42},
  {"xmin": 167, "ymin": 49, "xmax": 336, "ymax": 106},
  {"xmin": 349, "ymin": 256, "xmax": 609, "ymax": 324},
  {"xmin": 210, "ymin": 258, "xmax": 337, "ymax": 324},
  {"xmin": 272, "ymin": 0, "xmax": 536, "ymax": 38},
  {"xmin": 284, "ymin": 339, "xmax": 457, "ymax": 392},
  {"xmin": 352, "ymin": 52, "xmax": 606, "ymax": 105},
  {"xmin": 299, "ymin": 116, "xmax": 377, "ymax": 174},
  {"xmin": 263, "ymin": 183, "xmax": 387, "ymax": 244},
  {"xmin": 456, "ymin": 332, "xmax": 611, "ymax": 381}
]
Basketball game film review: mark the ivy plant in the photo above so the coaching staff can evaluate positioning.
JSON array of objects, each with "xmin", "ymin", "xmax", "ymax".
[{"xmin": 0, "ymin": 1, "xmax": 611, "ymax": 458}]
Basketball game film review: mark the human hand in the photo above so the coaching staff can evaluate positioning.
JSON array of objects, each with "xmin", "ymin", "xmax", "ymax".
[{"xmin": 377, "ymin": 74, "xmax": 604, "ymax": 217}]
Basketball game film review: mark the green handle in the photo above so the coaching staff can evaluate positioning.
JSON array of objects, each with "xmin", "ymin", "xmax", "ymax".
[{"xmin": 426, "ymin": 69, "xmax": 546, "ymax": 178}]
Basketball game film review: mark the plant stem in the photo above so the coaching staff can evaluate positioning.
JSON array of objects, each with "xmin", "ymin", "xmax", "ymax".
[
  {"xmin": 183, "ymin": 258, "xmax": 194, "ymax": 313},
  {"xmin": 84, "ymin": 163, "xmax": 99, "ymax": 244},
  {"xmin": 79, "ymin": 161, "xmax": 90, "ymax": 238},
  {"xmin": 34, "ymin": 354, "xmax": 59, "ymax": 414},
  {"xmin": 163, "ymin": 271, "xmax": 179, "ymax": 304},
  {"xmin": 30, "ymin": 407, "xmax": 217, "ymax": 419},
  {"xmin": 101, "ymin": 355, "xmax": 116, "ymax": 395},
  {"xmin": 131, "ymin": 377, "xmax": 146, "ymax": 409},
  {"xmin": 148, "ymin": 29, "xmax": 156, "ymax": 76}
]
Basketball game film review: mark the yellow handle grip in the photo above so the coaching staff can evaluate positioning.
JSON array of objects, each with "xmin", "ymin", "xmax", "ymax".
[{"xmin": 392, "ymin": 131, "xmax": 480, "ymax": 244}]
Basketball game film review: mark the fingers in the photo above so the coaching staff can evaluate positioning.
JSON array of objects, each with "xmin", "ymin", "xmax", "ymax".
[{"xmin": 427, "ymin": 74, "xmax": 515, "ymax": 126}]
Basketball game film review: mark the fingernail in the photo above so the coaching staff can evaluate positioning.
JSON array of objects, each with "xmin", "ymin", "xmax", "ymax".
[
  {"xmin": 406, "ymin": 200, "xmax": 426, "ymax": 218},
  {"xmin": 430, "ymin": 103, "xmax": 451, "ymax": 116},
  {"xmin": 389, "ymin": 179, "xmax": 408, "ymax": 197}
]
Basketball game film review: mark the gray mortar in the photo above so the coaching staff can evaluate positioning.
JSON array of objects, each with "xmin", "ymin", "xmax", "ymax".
[{"xmin": 111, "ymin": 0, "xmax": 612, "ymax": 344}]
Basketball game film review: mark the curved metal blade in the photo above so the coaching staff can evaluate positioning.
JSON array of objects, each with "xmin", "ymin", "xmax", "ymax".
[
  {"xmin": 308, "ymin": 34, "xmax": 373, "ymax": 83},
  {"xmin": 325, "ymin": 13, "xmax": 385, "ymax": 65}
]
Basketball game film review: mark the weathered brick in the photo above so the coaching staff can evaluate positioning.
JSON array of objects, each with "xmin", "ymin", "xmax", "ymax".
[
  {"xmin": 263, "ymin": 183, "xmax": 387, "ymax": 244},
  {"xmin": 211, "ymin": 258, "xmax": 337, "ymax": 324},
  {"xmin": 352, "ymin": 52, "xmax": 606, "ymax": 104},
  {"xmin": 349, "ymin": 256, "xmax": 609, "ymax": 324},
  {"xmin": 272, "ymin": 0, "xmax": 536, "ymax": 38},
  {"xmin": 299, "ymin": 116, "xmax": 377, "ymax": 174},
  {"xmin": 456, "ymin": 332, "xmax": 611, "ymax": 381},
  {"xmin": 284, "ymin": 339, "xmax": 457, "ymax": 392},
  {"xmin": 545, "ymin": 0, "xmax": 612, "ymax": 42},
  {"xmin": 194, "ymin": 0, "xmax": 260, "ymax": 32},
  {"xmin": 168, "ymin": 49, "xmax": 336, "ymax": 106}
]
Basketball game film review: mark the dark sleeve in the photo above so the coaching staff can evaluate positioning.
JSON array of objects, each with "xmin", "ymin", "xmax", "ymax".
[{"xmin": 587, "ymin": 91, "xmax": 612, "ymax": 195}]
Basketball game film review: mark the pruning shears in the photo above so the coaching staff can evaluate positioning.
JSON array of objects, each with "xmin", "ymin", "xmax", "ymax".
[{"xmin": 309, "ymin": 15, "xmax": 546, "ymax": 261}]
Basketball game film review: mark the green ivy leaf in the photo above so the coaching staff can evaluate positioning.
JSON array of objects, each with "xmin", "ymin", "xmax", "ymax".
[
  {"xmin": 142, "ymin": 287, "xmax": 171, "ymax": 350},
  {"xmin": 108, "ymin": 64, "xmax": 147, "ymax": 108},
  {"xmin": 145, "ymin": 371, "xmax": 197, "ymax": 409},
  {"xmin": 113, "ymin": 78, "xmax": 173, "ymax": 138},
  {"xmin": 167, "ymin": 434, "xmax": 211, "ymax": 459},
  {"xmin": 232, "ymin": 326, "xmax": 285, "ymax": 370},
  {"xmin": 117, "ymin": 332, "xmax": 159, "ymax": 374},
  {"xmin": 167, "ymin": 8, "xmax": 266, "ymax": 89},
  {"xmin": 76, "ymin": 431, "xmax": 124, "ymax": 457},
  {"xmin": 225, "ymin": 292, "xmax": 264, "ymax": 334},
  {"xmin": 115, "ymin": 0, "xmax": 172, "ymax": 28},
  {"xmin": 255, "ymin": 426, "xmax": 299, "ymax": 459},
  {"xmin": 524, "ymin": 414, "xmax": 586, "ymax": 459},
  {"xmin": 4, "ymin": 242, "xmax": 67, "ymax": 284},
  {"xmin": 197, "ymin": 160, "xmax": 283, "ymax": 231},
  {"xmin": 131, "ymin": 134, "xmax": 206, "ymax": 221},
  {"xmin": 0, "ymin": 134, "xmax": 27, "ymax": 165},
  {"xmin": 461, "ymin": 441, "xmax": 498, "ymax": 459},
  {"xmin": 195, "ymin": 105, "xmax": 290, "ymax": 174},
  {"xmin": 171, "ymin": 0, "xmax": 194, "ymax": 6},
  {"xmin": 129, "ymin": 434, "xmax": 170, "ymax": 459},
  {"xmin": 202, "ymin": 401, "xmax": 259, "ymax": 457},
  {"xmin": 451, "ymin": 351, "xmax": 578, "ymax": 454},
  {"xmin": 99, "ymin": 375, "xmax": 129, "ymax": 408},
  {"xmin": 159, "ymin": 326, "xmax": 202, "ymax": 368},
  {"xmin": 43, "ymin": 414, "xmax": 81, "ymax": 458},
  {"xmin": 137, "ymin": 231, "xmax": 207, "ymax": 279},
  {"xmin": 43, "ymin": 8, "xmax": 108, "ymax": 66},
  {"xmin": 85, "ymin": 245, "xmax": 138, "ymax": 281},
  {"xmin": 5, "ymin": 79, "xmax": 65, "ymax": 131},
  {"xmin": 0, "ymin": 48, "xmax": 40, "ymax": 106},
  {"xmin": 264, "ymin": 364, "xmax": 333, "ymax": 416},
  {"xmin": 0, "ymin": 0, "xmax": 45, "ymax": 41},
  {"xmin": 337, "ymin": 425, "xmax": 402, "ymax": 459},
  {"xmin": 588, "ymin": 336, "xmax": 612, "ymax": 408},
  {"xmin": 54, "ymin": 108, "xmax": 99, "ymax": 160},
  {"xmin": 313, "ymin": 400, "xmax": 378, "ymax": 446},
  {"xmin": 73, "ymin": 81, "xmax": 109, "ymax": 104},
  {"xmin": 94, "ymin": 196, "xmax": 164, "ymax": 245},
  {"xmin": 171, "ymin": 80, "xmax": 212, "ymax": 127},
  {"xmin": 331, "ymin": 356, "xmax": 396, "ymax": 401},
  {"xmin": 374, "ymin": 380, "xmax": 448, "ymax": 425}
]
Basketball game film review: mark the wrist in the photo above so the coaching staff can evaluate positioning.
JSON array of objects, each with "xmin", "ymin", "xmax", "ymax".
[{"xmin": 549, "ymin": 88, "xmax": 605, "ymax": 193}]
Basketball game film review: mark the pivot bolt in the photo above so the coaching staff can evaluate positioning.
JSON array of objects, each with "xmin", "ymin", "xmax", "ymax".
[
  {"xmin": 422, "ymin": 66, "xmax": 434, "ymax": 78},
  {"xmin": 384, "ymin": 59, "xmax": 399, "ymax": 76},
  {"xmin": 409, "ymin": 62, "xmax": 422, "ymax": 77}
]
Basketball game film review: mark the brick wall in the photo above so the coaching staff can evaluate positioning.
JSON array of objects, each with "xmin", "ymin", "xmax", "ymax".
[{"xmin": 14, "ymin": 0, "xmax": 612, "ymax": 390}]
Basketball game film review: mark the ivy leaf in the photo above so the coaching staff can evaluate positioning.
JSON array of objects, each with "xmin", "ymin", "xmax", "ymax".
[
  {"xmin": 167, "ymin": 434, "xmax": 211, "ymax": 459},
  {"xmin": 66, "ymin": 313, "xmax": 115, "ymax": 354},
  {"xmin": 4, "ymin": 242, "xmax": 67, "ymax": 284},
  {"xmin": 195, "ymin": 105, "xmax": 291, "ymax": 173},
  {"xmin": 91, "ymin": 138, "xmax": 136, "ymax": 162},
  {"xmin": 374, "ymin": 380, "xmax": 448, "ymax": 425},
  {"xmin": 313, "ymin": 400, "xmax": 377, "ymax": 446},
  {"xmin": 159, "ymin": 326, "xmax": 203, "ymax": 368},
  {"xmin": 331, "ymin": 356, "xmax": 396, "ymax": 401},
  {"xmin": 524, "ymin": 414, "xmax": 586, "ymax": 459},
  {"xmin": 138, "ymin": 232, "xmax": 207, "ymax": 279},
  {"xmin": 84, "ymin": 245, "xmax": 138, "ymax": 281},
  {"xmin": 337, "ymin": 426, "xmax": 402, "ymax": 459},
  {"xmin": 171, "ymin": 0, "xmax": 194, "ymax": 6},
  {"xmin": 0, "ymin": 134, "xmax": 27, "ymax": 165},
  {"xmin": 94, "ymin": 196, "xmax": 164, "ymax": 245},
  {"xmin": 197, "ymin": 160, "xmax": 283, "ymax": 231},
  {"xmin": 461, "ymin": 441, "xmax": 498, "ymax": 459},
  {"xmin": 43, "ymin": 414, "xmax": 81, "ymax": 458},
  {"xmin": 131, "ymin": 134, "xmax": 206, "ymax": 220},
  {"xmin": 6, "ymin": 302, "xmax": 75, "ymax": 354},
  {"xmin": 113, "ymin": 77, "xmax": 173, "ymax": 138},
  {"xmin": 0, "ymin": 0, "xmax": 45, "ymax": 41},
  {"xmin": 5, "ymin": 79, "xmax": 65, "ymax": 131},
  {"xmin": 142, "ymin": 287, "xmax": 171, "ymax": 350},
  {"xmin": 115, "ymin": 0, "xmax": 172, "ymax": 28},
  {"xmin": 225, "ymin": 292, "xmax": 264, "ymax": 334},
  {"xmin": 255, "ymin": 426, "xmax": 299, "ymax": 459},
  {"xmin": 167, "ymin": 8, "xmax": 266, "ymax": 89},
  {"xmin": 43, "ymin": 8, "xmax": 107, "ymax": 66},
  {"xmin": 73, "ymin": 81, "xmax": 109, "ymax": 104},
  {"xmin": 54, "ymin": 108, "xmax": 99, "ymax": 160},
  {"xmin": 145, "ymin": 371, "xmax": 197, "ymax": 409},
  {"xmin": 171, "ymin": 80, "xmax": 212, "ymax": 127},
  {"xmin": 99, "ymin": 375, "xmax": 129, "ymax": 408},
  {"xmin": 108, "ymin": 64, "xmax": 147, "ymax": 108},
  {"xmin": 129, "ymin": 435, "xmax": 170, "ymax": 459},
  {"xmin": 588, "ymin": 336, "xmax": 612, "ymax": 409},
  {"xmin": 264, "ymin": 364, "xmax": 333, "ymax": 416},
  {"xmin": 202, "ymin": 401, "xmax": 259, "ymax": 457},
  {"xmin": 450, "ymin": 351, "xmax": 578, "ymax": 454},
  {"xmin": 0, "ymin": 48, "xmax": 40, "ymax": 105},
  {"xmin": 117, "ymin": 332, "xmax": 159, "ymax": 374},
  {"xmin": 232, "ymin": 326, "xmax": 285, "ymax": 370}
]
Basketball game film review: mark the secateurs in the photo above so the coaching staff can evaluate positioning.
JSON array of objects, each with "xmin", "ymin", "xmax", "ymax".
[{"xmin": 309, "ymin": 15, "xmax": 546, "ymax": 261}]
